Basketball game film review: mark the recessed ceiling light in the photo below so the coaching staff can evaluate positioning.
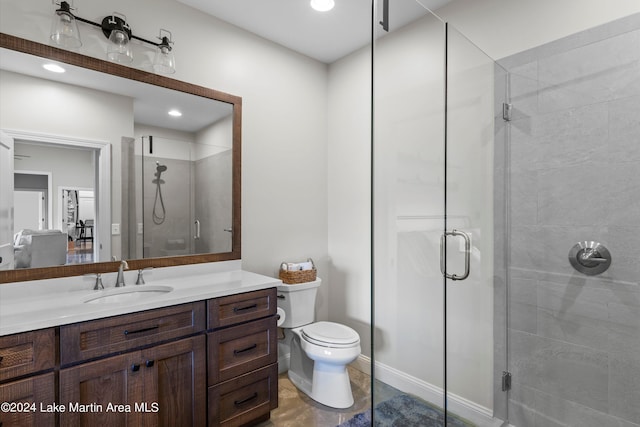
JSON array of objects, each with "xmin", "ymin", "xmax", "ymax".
[
  {"xmin": 310, "ymin": 0, "xmax": 335, "ymax": 12},
  {"xmin": 168, "ymin": 109, "xmax": 182, "ymax": 117},
  {"xmin": 43, "ymin": 63, "xmax": 66, "ymax": 73}
]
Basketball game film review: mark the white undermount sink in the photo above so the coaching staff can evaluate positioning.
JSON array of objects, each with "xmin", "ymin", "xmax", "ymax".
[{"xmin": 84, "ymin": 285, "xmax": 174, "ymax": 304}]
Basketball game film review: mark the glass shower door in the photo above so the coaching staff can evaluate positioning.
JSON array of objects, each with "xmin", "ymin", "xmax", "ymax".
[
  {"xmin": 443, "ymin": 23, "xmax": 509, "ymax": 425},
  {"xmin": 372, "ymin": 0, "xmax": 448, "ymax": 421},
  {"xmin": 372, "ymin": 3, "xmax": 509, "ymax": 425}
]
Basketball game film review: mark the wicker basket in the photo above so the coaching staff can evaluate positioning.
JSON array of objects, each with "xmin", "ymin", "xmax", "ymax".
[{"xmin": 279, "ymin": 268, "xmax": 317, "ymax": 284}]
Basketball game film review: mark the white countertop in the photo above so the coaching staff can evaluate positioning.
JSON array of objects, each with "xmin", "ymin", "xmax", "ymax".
[{"xmin": 0, "ymin": 260, "xmax": 281, "ymax": 336}]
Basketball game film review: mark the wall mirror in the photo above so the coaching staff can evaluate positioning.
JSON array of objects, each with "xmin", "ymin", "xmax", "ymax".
[{"xmin": 0, "ymin": 33, "xmax": 241, "ymax": 283}]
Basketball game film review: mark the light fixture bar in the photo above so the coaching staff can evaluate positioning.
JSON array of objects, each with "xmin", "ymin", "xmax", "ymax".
[{"xmin": 51, "ymin": 1, "xmax": 175, "ymax": 72}]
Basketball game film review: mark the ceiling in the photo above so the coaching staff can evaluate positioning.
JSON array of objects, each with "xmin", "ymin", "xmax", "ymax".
[{"xmin": 178, "ymin": 0, "xmax": 451, "ymax": 63}]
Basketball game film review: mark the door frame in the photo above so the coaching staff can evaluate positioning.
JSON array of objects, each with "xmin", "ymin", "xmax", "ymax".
[{"xmin": 2, "ymin": 129, "xmax": 111, "ymax": 262}]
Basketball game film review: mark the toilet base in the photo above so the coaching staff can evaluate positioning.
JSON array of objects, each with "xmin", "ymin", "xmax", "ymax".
[
  {"xmin": 288, "ymin": 360, "xmax": 355, "ymax": 409},
  {"xmin": 286, "ymin": 329, "xmax": 358, "ymax": 409},
  {"xmin": 311, "ymin": 362, "xmax": 354, "ymax": 409}
]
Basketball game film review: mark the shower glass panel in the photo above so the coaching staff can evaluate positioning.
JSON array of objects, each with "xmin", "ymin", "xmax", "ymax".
[
  {"xmin": 444, "ymin": 23, "xmax": 509, "ymax": 425},
  {"xmin": 372, "ymin": 2, "xmax": 509, "ymax": 426},
  {"xmin": 372, "ymin": 0, "xmax": 447, "ymax": 420}
]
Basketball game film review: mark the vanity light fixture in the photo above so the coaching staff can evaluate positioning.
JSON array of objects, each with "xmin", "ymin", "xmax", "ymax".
[
  {"xmin": 310, "ymin": 0, "xmax": 335, "ymax": 12},
  {"xmin": 50, "ymin": 0, "xmax": 176, "ymax": 73},
  {"xmin": 43, "ymin": 63, "xmax": 66, "ymax": 73}
]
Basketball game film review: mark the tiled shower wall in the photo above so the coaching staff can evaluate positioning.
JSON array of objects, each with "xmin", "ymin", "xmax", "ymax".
[{"xmin": 498, "ymin": 14, "xmax": 640, "ymax": 427}]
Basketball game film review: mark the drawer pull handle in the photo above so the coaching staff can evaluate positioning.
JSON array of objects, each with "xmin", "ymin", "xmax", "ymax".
[
  {"xmin": 131, "ymin": 364, "xmax": 140, "ymax": 372},
  {"xmin": 146, "ymin": 360, "xmax": 155, "ymax": 368},
  {"xmin": 233, "ymin": 344, "xmax": 257, "ymax": 355},
  {"xmin": 234, "ymin": 392, "xmax": 258, "ymax": 406},
  {"xmin": 124, "ymin": 325, "xmax": 159, "ymax": 336},
  {"xmin": 233, "ymin": 304, "xmax": 257, "ymax": 313}
]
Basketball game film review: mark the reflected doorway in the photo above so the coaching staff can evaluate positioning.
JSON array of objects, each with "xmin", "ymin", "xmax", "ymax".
[{"xmin": 60, "ymin": 188, "xmax": 95, "ymax": 264}]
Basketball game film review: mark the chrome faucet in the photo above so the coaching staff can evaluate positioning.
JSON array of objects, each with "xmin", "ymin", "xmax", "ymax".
[
  {"xmin": 135, "ymin": 267, "xmax": 152, "ymax": 285},
  {"xmin": 115, "ymin": 260, "xmax": 129, "ymax": 287}
]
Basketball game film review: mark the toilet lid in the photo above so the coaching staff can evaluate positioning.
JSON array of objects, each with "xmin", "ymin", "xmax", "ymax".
[{"xmin": 301, "ymin": 321, "xmax": 360, "ymax": 347}]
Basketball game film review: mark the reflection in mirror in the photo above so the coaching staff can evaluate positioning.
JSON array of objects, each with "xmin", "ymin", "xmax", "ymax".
[
  {"xmin": 12, "ymin": 141, "xmax": 98, "ymax": 268},
  {"xmin": 0, "ymin": 34, "xmax": 241, "ymax": 283},
  {"xmin": 123, "ymin": 119, "xmax": 233, "ymax": 260}
]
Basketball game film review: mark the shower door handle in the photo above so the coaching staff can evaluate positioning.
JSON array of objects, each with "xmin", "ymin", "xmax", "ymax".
[
  {"xmin": 194, "ymin": 219, "xmax": 200, "ymax": 240},
  {"xmin": 440, "ymin": 229, "xmax": 471, "ymax": 281}
]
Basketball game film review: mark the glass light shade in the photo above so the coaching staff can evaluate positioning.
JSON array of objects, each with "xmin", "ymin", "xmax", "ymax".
[
  {"xmin": 50, "ymin": 10, "xmax": 82, "ymax": 49},
  {"xmin": 310, "ymin": 0, "xmax": 335, "ymax": 12},
  {"xmin": 153, "ymin": 45, "xmax": 176, "ymax": 74},
  {"xmin": 107, "ymin": 29, "xmax": 133, "ymax": 63}
]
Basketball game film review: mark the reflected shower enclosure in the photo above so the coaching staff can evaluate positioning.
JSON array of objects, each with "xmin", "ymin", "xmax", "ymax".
[{"xmin": 123, "ymin": 128, "xmax": 233, "ymax": 260}]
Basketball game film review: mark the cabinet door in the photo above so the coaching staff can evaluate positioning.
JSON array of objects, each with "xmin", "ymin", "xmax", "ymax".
[
  {"xmin": 60, "ymin": 351, "xmax": 144, "ymax": 427},
  {"xmin": 0, "ymin": 372, "xmax": 55, "ymax": 427},
  {"xmin": 142, "ymin": 335, "xmax": 207, "ymax": 427}
]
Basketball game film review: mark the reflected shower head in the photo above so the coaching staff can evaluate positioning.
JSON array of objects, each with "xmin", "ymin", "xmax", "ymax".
[{"xmin": 156, "ymin": 162, "xmax": 167, "ymax": 173}]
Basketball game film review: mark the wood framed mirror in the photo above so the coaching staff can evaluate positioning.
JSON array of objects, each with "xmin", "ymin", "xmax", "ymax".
[{"xmin": 0, "ymin": 33, "xmax": 241, "ymax": 283}]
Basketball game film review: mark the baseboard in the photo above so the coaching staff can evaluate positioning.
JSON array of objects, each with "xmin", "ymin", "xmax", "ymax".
[{"xmin": 351, "ymin": 355, "xmax": 505, "ymax": 427}]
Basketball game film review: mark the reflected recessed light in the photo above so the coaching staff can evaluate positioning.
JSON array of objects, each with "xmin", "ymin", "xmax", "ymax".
[
  {"xmin": 310, "ymin": 0, "xmax": 334, "ymax": 12},
  {"xmin": 43, "ymin": 63, "xmax": 66, "ymax": 73},
  {"xmin": 168, "ymin": 109, "xmax": 182, "ymax": 117}
]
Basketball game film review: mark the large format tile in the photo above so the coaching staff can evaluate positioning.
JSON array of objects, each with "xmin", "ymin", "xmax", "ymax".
[
  {"xmin": 609, "ymin": 354, "xmax": 640, "ymax": 424},
  {"xmin": 537, "ymin": 164, "xmax": 609, "ymax": 227},
  {"xmin": 509, "ymin": 278, "xmax": 538, "ymax": 334},
  {"xmin": 537, "ymin": 30, "xmax": 640, "ymax": 112},
  {"xmin": 606, "ymin": 161, "xmax": 640, "ymax": 227},
  {"xmin": 534, "ymin": 389, "xmax": 640, "ymax": 427},
  {"xmin": 509, "ymin": 330, "xmax": 609, "ymax": 413},
  {"xmin": 536, "ymin": 280, "xmax": 610, "ymax": 351},
  {"xmin": 608, "ymin": 95, "xmax": 640, "ymax": 163}
]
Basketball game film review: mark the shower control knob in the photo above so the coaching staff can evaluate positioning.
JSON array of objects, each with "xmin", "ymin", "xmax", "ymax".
[{"xmin": 568, "ymin": 241, "xmax": 611, "ymax": 276}]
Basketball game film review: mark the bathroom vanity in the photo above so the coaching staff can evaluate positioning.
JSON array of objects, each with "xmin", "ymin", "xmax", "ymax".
[{"xmin": 0, "ymin": 262, "xmax": 279, "ymax": 427}]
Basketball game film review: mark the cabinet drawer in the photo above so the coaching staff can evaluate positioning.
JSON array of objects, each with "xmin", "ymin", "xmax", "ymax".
[
  {"xmin": 60, "ymin": 302, "xmax": 206, "ymax": 365},
  {"xmin": 0, "ymin": 372, "xmax": 55, "ymax": 427},
  {"xmin": 208, "ymin": 363, "xmax": 278, "ymax": 427},
  {"xmin": 0, "ymin": 329, "xmax": 55, "ymax": 382},
  {"xmin": 208, "ymin": 288, "xmax": 276, "ymax": 329},
  {"xmin": 208, "ymin": 317, "xmax": 277, "ymax": 385}
]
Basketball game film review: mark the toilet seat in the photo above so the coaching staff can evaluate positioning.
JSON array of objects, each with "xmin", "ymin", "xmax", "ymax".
[{"xmin": 301, "ymin": 321, "xmax": 359, "ymax": 348}]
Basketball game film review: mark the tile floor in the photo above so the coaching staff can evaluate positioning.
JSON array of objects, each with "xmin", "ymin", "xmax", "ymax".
[{"xmin": 257, "ymin": 365, "xmax": 402, "ymax": 427}]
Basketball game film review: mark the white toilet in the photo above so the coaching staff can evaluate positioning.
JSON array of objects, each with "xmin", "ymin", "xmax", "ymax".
[{"xmin": 277, "ymin": 279, "xmax": 361, "ymax": 409}]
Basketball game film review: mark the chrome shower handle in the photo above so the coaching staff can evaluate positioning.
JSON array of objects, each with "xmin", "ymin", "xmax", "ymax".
[
  {"xmin": 440, "ymin": 229, "xmax": 471, "ymax": 281},
  {"xmin": 194, "ymin": 219, "xmax": 200, "ymax": 240},
  {"xmin": 579, "ymin": 249, "xmax": 608, "ymax": 264}
]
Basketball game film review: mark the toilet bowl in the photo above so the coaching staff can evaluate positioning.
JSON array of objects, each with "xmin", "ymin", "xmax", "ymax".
[{"xmin": 277, "ymin": 280, "xmax": 361, "ymax": 409}]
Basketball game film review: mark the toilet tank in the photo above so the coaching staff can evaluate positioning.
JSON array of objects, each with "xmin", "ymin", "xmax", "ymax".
[{"xmin": 277, "ymin": 278, "xmax": 321, "ymax": 328}]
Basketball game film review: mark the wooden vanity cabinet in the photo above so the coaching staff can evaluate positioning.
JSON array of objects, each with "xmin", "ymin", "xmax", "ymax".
[
  {"xmin": 59, "ymin": 335, "xmax": 206, "ymax": 427},
  {"xmin": 59, "ymin": 302, "xmax": 207, "ymax": 427},
  {"xmin": 207, "ymin": 288, "xmax": 279, "ymax": 427},
  {"xmin": 0, "ymin": 287, "xmax": 278, "ymax": 427},
  {"xmin": 0, "ymin": 328, "xmax": 56, "ymax": 427}
]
